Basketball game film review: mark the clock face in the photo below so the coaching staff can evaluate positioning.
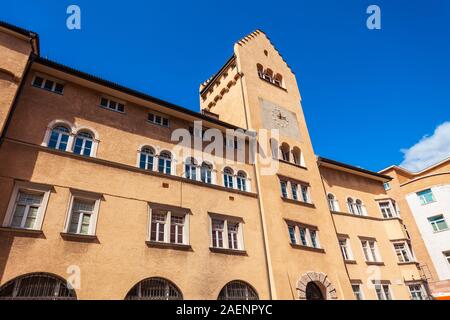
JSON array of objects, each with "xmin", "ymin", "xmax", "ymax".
[{"xmin": 271, "ymin": 108, "xmax": 289, "ymax": 128}]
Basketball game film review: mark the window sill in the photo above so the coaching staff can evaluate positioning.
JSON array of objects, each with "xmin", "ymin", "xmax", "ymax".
[
  {"xmin": 146, "ymin": 241, "xmax": 193, "ymax": 251},
  {"xmin": 344, "ymin": 260, "xmax": 357, "ymax": 264},
  {"xmin": 0, "ymin": 227, "xmax": 44, "ymax": 237},
  {"xmin": 397, "ymin": 261, "xmax": 420, "ymax": 266},
  {"xmin": 279, "ymin": 159, "xmax": 307, "ymax": 170},
  {"xmin": 60, "ymin": 232, "xmax": 99, "ymax": 243},
  {"xmin": 209, "ymin": 247, "xmax": 247, "ymax": 256},
  {"xmin": 281, "ymin": 197, "xmax": 315, "ymax": 208},
  {"xmin": 365, "ymin": 261, "xmax": 385, "ymax": 266},
  {"xmin": 290, "ymin": 243, "xmax": 325, "ymax": 254}
]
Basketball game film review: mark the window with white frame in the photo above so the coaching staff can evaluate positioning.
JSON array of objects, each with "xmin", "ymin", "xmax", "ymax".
[
  {"xmin": 48, "ymin": 126, "xmax": 70, "ymax": 151},
  {"xmin": 66, "ymin": 197, "xmax": 99, "ymax": 236},
  {"xmin": 428, "ymin": 215, "xmax": 448, "ymax": 232},
  {"xmin": 139, "ymin": 146, "xmax": 155, "ymax": 171},
  {"xmin": 378, "ymin": 201, "xmax": 398, "ymax": 219},
  {"xmin": 347, "ymin": 198, "xmax": 355, "ymax": 214},
  {"xmin": 291, "ymin": 183, "xmax": 299, "ymax": 201},
  {"xmin": 210, "ymin": 216, "xmax": 244, "ymax": 251},
  {"xmin": 73, "ymin": 131, "xmax": 94, "ymax": 157},
  {"xmin": 200, "ymin": 162, "xmax": 213, "ymax": 184},
  {"xmin": 374, "ymin": 283, "xmax": 392, "ymax": 300},
  {"xmin": 408, "ymin": 283, "xmax": 426, "ymax": 300},
  {"xmin": 32, "ymin": 75, "xmax": 64, "ymax": 94},
  {"xmin": 99, "ymin": 97, "xmax": 125, "ymax": 113},
  {"xmin": 361, "ymin": 239, "xmax": 381, "ymax": 262},
  {"xmin": 148, "ymin": 113, "xmax": 169, "ymax": 127},
  {"xmin": 223, "ymin": 167, "xmax": 234, "ymax": 189},
  {"xmin": 394, "ymin": 242, "xmax": 414, "ymax": 263},
  {"xmin": 148, "ymin": 208, "xmax": 188, "ymax": 245},
  {"xmin": 417, "ymin": 189, "xmax": 436, "ymax": 205},
  {"xmin": 280, "ymin": 180, "xmax": 288, "ymax": 198},
  {"xmin": 236, "ymin": 171, "xmax": 247, "ymax": 192},
  {"xmin": 444, "ymin": 251, "xmax": 450, "ymax": 266},
  {"xmin": 383, "ymin": 182, "xmax": 391, "ymax": 191},
  {"xmin": 287, "ymin": 223, "xmax": 320, "ymax": 249},
  {"xmin": 327, "ymin": 194, "xmax": 339, "ymax": 212},
  {"xmin": 355, "ymin": 199, "xmax": 365, "ymax": 216},
  {"xmin": 351, "ymin": 284, "xmax": 364, "ymax": 300},
  {"xmin": 3, "ymin": 182, "xmax": 51, "ymax": 231},
  {"xmin": 184, "ymin": 157, "xmax": 198, "ymax": 180},
  {"xmin": 158, "ymin": 151, "xmax": 172, "ymax": 175},
  {"xmin": 300, "ymin": 185, "xmax": 310, "ymax": 203},
  {"xmin": 338, "ymin": 237, "xmax": 353, "ymax": 261}
]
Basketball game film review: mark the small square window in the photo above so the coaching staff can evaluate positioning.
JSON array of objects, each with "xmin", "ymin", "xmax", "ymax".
[
  {"xmin": 148, "ymin": 113, "xmax": 154, "ymax": 122},
  {"xmin": 162, "ymin": 118, "xmax": 169, "ymax": 127},
  {"xmin": 428, "ymin": 215, "xmax": 448, "ymax": 232},
  {"xmin": 44, "ymin": 79, "xmax": 54, "ymax": 91},
  {"xmin": 117, "ymin": 103, "xmax": 125, "ymax": 112},
  {"xmin": 100, "ymin": 98, "xmax": 109, "ymax": 107},
  {"xmin": 417, "ymin": 189, "xmax": 435, "ymax": 205},
  {"xmin": 32, "ymin": 76, "xmax": 44, "ymax": 88},
  {"xmin": 54, "ymin": 83, "xmax": 64, "ymax": 94},
  {"xmin": 109, "ymin": 100, "xmax": 117, "ymax": 109}
]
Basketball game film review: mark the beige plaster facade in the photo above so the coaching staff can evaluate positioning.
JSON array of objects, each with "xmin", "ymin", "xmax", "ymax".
[{"xmin": 0, "ymin": 23, "xmax": 435, "ymax": 300}]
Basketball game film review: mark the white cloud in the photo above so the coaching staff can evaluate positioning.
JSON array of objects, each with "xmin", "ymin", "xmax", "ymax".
[{"xmin": 400, "ymin": 121, "xmax": 450, "ymax": 172}]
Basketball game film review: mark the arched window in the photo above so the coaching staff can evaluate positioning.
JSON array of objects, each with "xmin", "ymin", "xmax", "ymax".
[
  {"xmin": 327, "ymin": 194, "xmax": 338, "ymax": 212},
  {"xmin": 274, "ymin": 73, "xmax": 283, "ymax": 87},
  {"xmin": 0, "ymin": 273, "xmax": 77, "ymax": 300},
  {"xmin": 256, "ymin": 64, "xmax": 264, "ymax": 78},
  {"xmin": 236, "ymin": 171, "xmax": 247, "ymax": 192},
  {"xmin": 280, "ymin": 143, "xmax": 290, "ymax": 162},
  {"xmin": 269, "ymin": 138, "xmax": 279, "ymax": 159},
  {"xmin": 223, "ymin": 167, "xmax": 234, "ymax": 189},
  {"xmin": 48, "ymin": 126, "xmax": 70, "ymax": 151},
  {"xmin": 306, "ymin": 282, "xmax": 325, "ymax": 300},
  {"xmin": 73, "ymin": 131, "xmax": 94, "ymax": 157},
  {"xmin": 218, "ymin": 281, "xmax": 259, "ymax": 300},
  {"xmin": 158, "ymin": 151, "xmax": 172, "ymax": 175},
  {"xmin": 185, "ymin": 157, "xmax": 198, "ymax": 180},
  {"xmin": 292, "ymin": 147, "xmax": 302, "ymax": 166},
  {"xmin": 125, "ymin": 277, "xmax": 182, "ymax": 300},
  {"xmin": 139, "ymin": 146, "xmax": 155, "ymax": 171},
  {"xmin": 263, "ymin": 69, "xmax": 273, "ymax": 82},
  {"xmin": 200, "ymin": 162, "xmax": 213, "ymax": 184},
  {"xmin": 355, "ymin": 199, "xmax": 364, "ymax": 216},
  {"xmin": 347, "ymin": 198, "xmax": 355, "ymax": 214}
]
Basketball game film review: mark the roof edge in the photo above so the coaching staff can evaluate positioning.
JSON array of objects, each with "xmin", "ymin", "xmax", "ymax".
[
  {"xmin": 0, "ymin": 20, "xmax": 40, "ymax": 55},
  {"xmin": 318, "ymin": 157, "xmax": 392, "ymax": 182}
]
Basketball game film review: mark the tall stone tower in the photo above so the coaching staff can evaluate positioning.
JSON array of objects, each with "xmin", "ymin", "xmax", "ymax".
[
  {"xmin": 200, "ymin": 30, "xmax": 354, "ymax": 299},
  {"xmin": 0, "ymin": 22, "xmax": 38, "ymax": 139}
]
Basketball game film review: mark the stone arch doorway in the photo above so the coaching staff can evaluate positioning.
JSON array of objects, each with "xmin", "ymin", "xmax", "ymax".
[
  {"xmin": 306, "ymin": 282, "xmax": 325, "ymax": 300},
  {"xmin": 297, "ymin": 271, "xmax": 338, "ymax": 300}
]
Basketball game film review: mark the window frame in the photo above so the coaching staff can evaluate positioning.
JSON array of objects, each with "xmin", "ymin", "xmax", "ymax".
[
  {"xmin": 374, "ymin": 283, "xmax": 392, "ymax": 300},
  {"xmin": 63, "ymin": 192, "xmax": 101, "ymax": 236},
  {"xmin": 3, "ymin": 182, "xmax": 52, "ymax": 231},
  {"xmin": 417, "ymin": 189, "xmax": 436, "ymax": 205},
  {"xmin": 148, "ymin": 112, "xmax": 170, "ymax": 128},
  {"xmin": 209, "ymin": 214, "xmax": 244, "ymax": 251},
  {"xmin": 428, "ymin": 214, "xmax": 449, "ymax": 232},
  {"xmin": 407, "ymin": 283, "xmax": 426, "ymax": 300},
  {"xmin": 99, "ymin": 97, "xmax": 125, "ymax": 113},
  {"xmin": 393, "ymin": 241, "xmax": 414, "ymax": 263},
  {"xmin": 32, "ymin": 74, "xmax": 65, "ymax": 95},
  {"xmin": 287, "ymin": 222, "xmax": 321, "ymax": 249},
  {"xmin": 147, "ymin": 206, "xmax": 190, "ymax": 245},
  {"xmin": 73, "ymin": 131, "xmax": 96, "ymax": 157},
  {"xmin": 361, "ymin": 239, "xmax": 381, "ymax": 263},
  {"xmin": 339, "ymin": 237, "xmax": 353, "ymax": 261},
  {"xmin": 351, "ymin": 283, "xmax": 364, "ymax": 300}
]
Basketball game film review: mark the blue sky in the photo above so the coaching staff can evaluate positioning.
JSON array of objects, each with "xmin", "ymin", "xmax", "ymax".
[{"xmin": 1, "ymin": 1, "xmax": 449, "ymax": 171}]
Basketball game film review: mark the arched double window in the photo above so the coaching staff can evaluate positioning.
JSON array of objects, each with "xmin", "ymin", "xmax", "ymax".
[
  {"xmin": 139, "ymin": 146, "xmax": 155, "ymax": 171},
  {"xmin": 73, "ymin": 131, "xmax": 94, "ymax": 157},
  {"xmin": 48, "ymin": 126, "xmax": 70, "ymax": 151},
  {"xmin": 201, "ymin": 162, "xmax": 213, "ymax": 184},
  {"xmin": 125, "ymin": 277, "xmax": 182, "ymax": 300},
  {"xmin": 158, "ymin": 151, "xmax": 172, "ymax": 175},
  {"xmin": 262, "ymin": 68, "xmax": 273, "ymax": 82},
  {"xmin": 273, "ymin": 73, "xmax": 283, "ymax": 87},
  {"xmin": 185, "ymin": 157, "xmax": 198, "ymax": 180},
  {"xmin": 223, "ymin": 167, "xmax": 234, "ymax": 189},
  {"xmin": 218, "ymin": 281, "xmax": 259, "ymax": 300},
  {"xmin": 0, "ymin": 273, "xmax": 77, "ymax": 300},
  {"xmin": 236, "ymin": 171, "xmax": 247, "ymax": 192}
]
